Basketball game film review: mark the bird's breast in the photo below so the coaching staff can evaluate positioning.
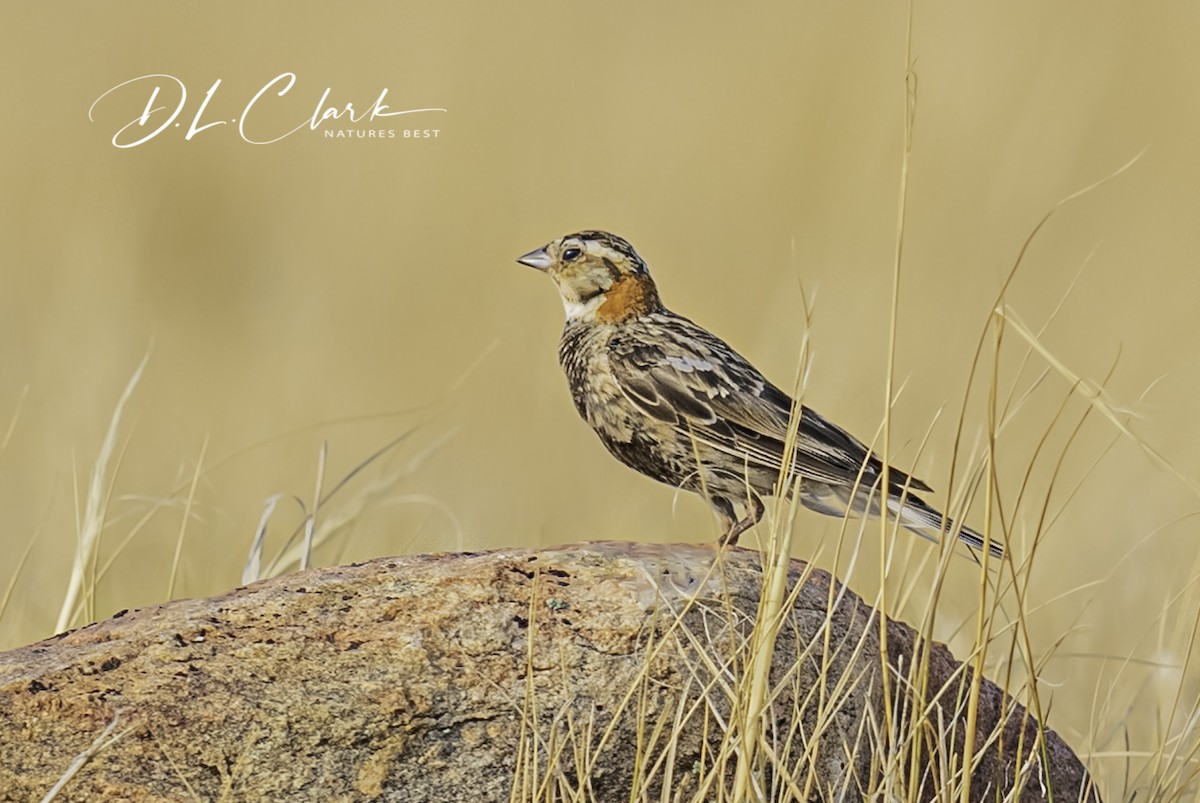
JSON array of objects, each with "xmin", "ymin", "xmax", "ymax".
[{"xmin": 558, "ymin": 323, "xmax": 638, "ymax": 442}]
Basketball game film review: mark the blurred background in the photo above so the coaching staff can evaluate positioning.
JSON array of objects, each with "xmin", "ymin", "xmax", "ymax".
[{"xmin": 2, "ymin": 1, "xmax": 1198, "ymax": 794}]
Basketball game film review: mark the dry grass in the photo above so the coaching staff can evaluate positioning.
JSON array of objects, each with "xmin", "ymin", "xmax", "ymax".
[
  {"xmin": 38, "ymin": 714, "xmax": 130, "ymax": 803},
  {"xmin": 56, "ymin": 351, "xmax": 149, "ymax": 634}
]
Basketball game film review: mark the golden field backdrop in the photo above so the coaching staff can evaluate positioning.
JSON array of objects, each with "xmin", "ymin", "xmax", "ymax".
[{"xmin": 2, "ymin": 1, "xmax": 1199, "ymax": 792}]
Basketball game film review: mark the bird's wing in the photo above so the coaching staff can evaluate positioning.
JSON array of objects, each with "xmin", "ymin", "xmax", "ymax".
[{"xmin": 608, "ymin": 313, "xmax": 932, "ymax": 493}]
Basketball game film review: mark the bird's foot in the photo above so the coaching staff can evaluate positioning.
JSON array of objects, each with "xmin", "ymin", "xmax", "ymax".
[{"xmin": 717, "ymin": 495, "xmax": 765, "ymax": 548}]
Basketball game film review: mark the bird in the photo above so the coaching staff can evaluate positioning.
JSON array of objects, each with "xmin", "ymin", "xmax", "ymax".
[{"xmin": 516, "ymin": 230, "xmax": 1003, "ymax": 557}]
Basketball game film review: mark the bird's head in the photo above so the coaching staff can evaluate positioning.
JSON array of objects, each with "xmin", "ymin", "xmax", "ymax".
[{"xmin": 517, "ymin": 230, "xmax": 662, "ymax": 324}]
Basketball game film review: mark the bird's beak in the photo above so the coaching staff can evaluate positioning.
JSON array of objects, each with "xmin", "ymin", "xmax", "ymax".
[{"xmin": 516, "ymin": 247, "xmax": 553, "ymax": 271}]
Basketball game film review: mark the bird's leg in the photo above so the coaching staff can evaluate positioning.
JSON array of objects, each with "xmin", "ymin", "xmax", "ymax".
[
  {"xmin": 708, "ymin": 496, "xmax": 737, "ymax": 540},
  {"xmin": 718, "ymin": 493, "xmax": 765, "ymax": 548}
]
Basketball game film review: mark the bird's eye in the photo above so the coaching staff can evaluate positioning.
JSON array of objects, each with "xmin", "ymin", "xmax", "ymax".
[{"xmin": 562, "ymin": 247, "xmax": 582, "ymax": 263}]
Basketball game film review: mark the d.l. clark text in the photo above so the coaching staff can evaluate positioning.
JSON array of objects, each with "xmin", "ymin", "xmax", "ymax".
[{"xmin": 89, "ymin": 72, "xmax": 447, "ymax": 148}]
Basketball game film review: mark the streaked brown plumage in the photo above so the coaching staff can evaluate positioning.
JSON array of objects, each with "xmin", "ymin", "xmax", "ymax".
[{"xmin": 517, "ymin": 230, "xmax": 1002, "ymax": 557}]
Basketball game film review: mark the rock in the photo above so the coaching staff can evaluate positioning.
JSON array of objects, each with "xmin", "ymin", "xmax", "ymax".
[{"xmin": 0, "ymin": 542, "xmax": 1100, "ymax": 801}]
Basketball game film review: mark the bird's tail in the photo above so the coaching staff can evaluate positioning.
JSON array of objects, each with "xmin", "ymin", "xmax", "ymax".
[
  {"xmin": 885, "ymin": 493, "xmax": 1004, "ymax": 559},
  {"xmin": 799, "ymin": 481, "xmax": 1004, "ymax": 559}
]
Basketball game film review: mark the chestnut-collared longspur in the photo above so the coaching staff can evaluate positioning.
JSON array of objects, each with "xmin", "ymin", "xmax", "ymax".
[{"xmin": 517, "ymin": 230, "xmax": 1003, "ymax": 557}]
